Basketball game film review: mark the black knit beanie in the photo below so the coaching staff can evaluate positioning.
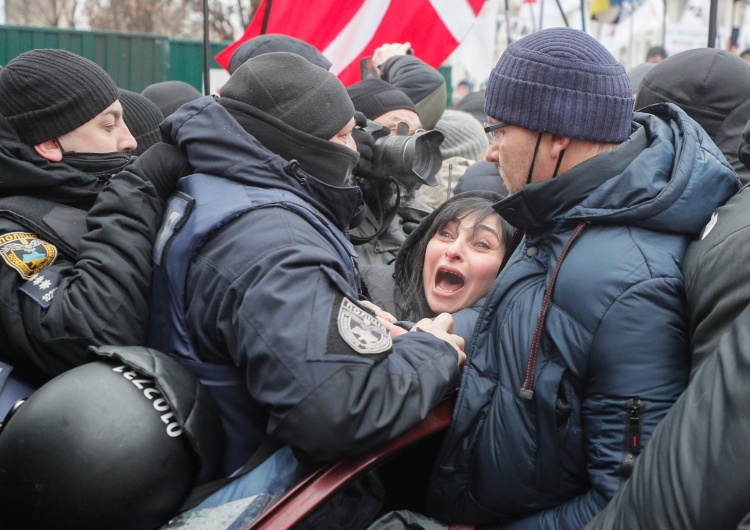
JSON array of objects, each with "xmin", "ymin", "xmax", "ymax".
[
  {"xmin": 485, "ymin": 28, "xmax": 633, "ymax": 143},
  {"xmin": 220, "ymin": 52, "xmax": 354, "ymax": 140},
  {"xmin": 118, "ymin": 89, "xmax": 164, "ymax": 156},
  {"xmin": 0, "ymin": 49, "xmax": 119, "ymax": 146},
  {"xmin": 347, "ymin": 78, "xmax": 418, "ymax": 122},
  {"xmin": 141, "ymin": 81, "xmax": 202, "ymax": 118},
  {"xmin": 635, "ymin": 48, "xmax": 750, "ymax": 139},
  {"xmin": 228, "ymin": 34, "xmax": 332, "ymax": 74}
]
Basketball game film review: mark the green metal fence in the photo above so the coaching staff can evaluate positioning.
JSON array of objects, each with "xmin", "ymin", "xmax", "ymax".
[
  {"xmin": 0, "ymin": 25, "xmax": 452, "ymax": 101},
  {"xmin": 0, "ymin": 25, "xmax": 230, "ymax": 93}
]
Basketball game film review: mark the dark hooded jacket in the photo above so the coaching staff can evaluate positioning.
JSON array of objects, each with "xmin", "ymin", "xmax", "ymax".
[
  {"xmin": 425, "ymin": 104, "xmax": 741, "ymax": 529},
  {"xmin": 0, "ymin": 114, "xmax": 164, "ymax": 386},
  {"xmin": 635, "ymin": 48, "xmax": 750, "ymax": 184},
  {"xmin": 681, "ymin": 118, "xmax": 750, "ymax": 377},
  {"xmin": 148, "ymin": 96, "xmax": 461, "ymax": 474}
]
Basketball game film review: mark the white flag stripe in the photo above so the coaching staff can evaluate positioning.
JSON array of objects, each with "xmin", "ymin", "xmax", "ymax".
[
  {"xmin": 429, "ymin": 0, "xmax": 479, "ymax": 42},
  {"xmin": 324, "ymin": 0, "xmax": 392, "ymax": 75}
]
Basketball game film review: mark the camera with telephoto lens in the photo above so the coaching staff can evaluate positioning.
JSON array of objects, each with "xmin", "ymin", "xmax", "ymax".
[{"xmin": 361, "ymin": 120, "xmax": 444, "ymax": 189}]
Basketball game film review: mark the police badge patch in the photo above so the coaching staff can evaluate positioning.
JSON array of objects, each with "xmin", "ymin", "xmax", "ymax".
[
  {"xmin": 0, "ymin": 232, "xmax": 57, "ymax": 279},
  {"xmin": 337, "ymin": 297, "xmax": 393, "ymax": 355}
]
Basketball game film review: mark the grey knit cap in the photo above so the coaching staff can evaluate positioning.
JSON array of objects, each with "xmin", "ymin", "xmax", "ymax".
[
  {"xmin": 485, "ymin": 28, "xmax": 633, "ymax": 143},
  {"xmin": 141, "ymin": 81, "xmax": 201, "ymax": 118},
  {"xmin": 434, "ymin": 110, "xmax": 488, "ymax": 161},
  {"xmin": 0, "ymin": 49, "xmax": 119, "ymax": 145},
  {"xmin": 220, "ymin": 51, "xmax": 354, "ymax": 140}
]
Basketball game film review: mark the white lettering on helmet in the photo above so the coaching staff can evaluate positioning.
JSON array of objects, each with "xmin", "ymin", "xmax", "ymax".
[
  {"xmin": 152, "ymin": 398, "xmax": 170, "ymax": 412},
  {"xmin": 111, "ymin": 365, "xmax": 184, "ymax": 438},
  {"xmin": 131, "ymin": 379, "xmax": 150, "ymax": 390},
  {"xmin": 144, "ymin": 388, "xmax": 160, "ymax": 400},
  {"xmin": 166, "ymin": 422, "xmax": 183, "ymax": 437}
]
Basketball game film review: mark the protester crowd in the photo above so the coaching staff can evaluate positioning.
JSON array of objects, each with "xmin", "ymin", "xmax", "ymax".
[{"xmin": 0, "ymin": 26, "xmax": 749, "ymax": 530}]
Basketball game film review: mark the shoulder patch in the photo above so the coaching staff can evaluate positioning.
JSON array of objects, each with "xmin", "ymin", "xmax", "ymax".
[
  {"xmin": 337, "ymin": 297, "xmax": 393, "ymax": 355},
  {"xmin": 0, "ymin": 232, "xmax": 57, "ymax": 279},
  {"xmin": 19, "ymin": 267, "xmax": 61, "ymax": 308}
]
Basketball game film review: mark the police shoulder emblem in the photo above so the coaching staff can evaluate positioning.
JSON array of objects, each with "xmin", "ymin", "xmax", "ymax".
[
  {"xmin": 337, "ymin": 297, "xmax": 393, "ymax": 355},
  {"xmin": 0, "ymin": 232, "xmax": 57, "ymax": 279}
]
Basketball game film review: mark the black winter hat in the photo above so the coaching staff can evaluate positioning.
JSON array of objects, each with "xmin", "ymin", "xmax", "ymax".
[
  {"xmin": 635, "ymin": 48, "xmax": 750, "ymax": 139},
  {"xmin": 228, "ymin": 34, "xmax": 332, "ymax": 74},
  {"xmin": 141, "ymin": 81, "xmax": 202, "ymax": 118},
  {"xmin": 0, "ymin": 49, "xmax": 119, "ymax": 146},
  {"xmin": 221, "ymin": 52, "xmax": 354, "ymax": 140},
  {"xmin": 118, "ymin": 89, "xmax": 164, "ymax": 156},
  {"xmin": 347, "ymin": 79, "xmax": 418, "ymax": 122}
]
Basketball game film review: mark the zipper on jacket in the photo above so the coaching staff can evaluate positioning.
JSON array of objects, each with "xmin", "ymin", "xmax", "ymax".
[{"xmin": 620, "ymin": 398, "xmax": 644, "ymax": 480}]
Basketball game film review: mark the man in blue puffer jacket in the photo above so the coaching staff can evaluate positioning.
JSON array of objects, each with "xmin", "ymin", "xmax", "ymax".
[{"xmin": 424, "ymin": 28, "xmax": 741, "ymax": 529}]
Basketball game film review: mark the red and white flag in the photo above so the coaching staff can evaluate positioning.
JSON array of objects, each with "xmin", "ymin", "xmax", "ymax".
[{"xmin": 216, "ymin": 0, "xmax": 486, "ymax": 86}]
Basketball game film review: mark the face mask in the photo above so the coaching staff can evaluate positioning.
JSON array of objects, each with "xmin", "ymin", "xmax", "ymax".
[{"xmin": 60, "ymin": 151, "xmax": 133, "ymax": 180}]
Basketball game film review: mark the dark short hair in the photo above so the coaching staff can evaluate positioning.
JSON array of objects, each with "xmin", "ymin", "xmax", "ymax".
[
  {"xmin": 646, "ymin": 45, "xmax": 667, "ymax": 60},
  {"xmin": 395, "ymin": 194, "xmax": 514, "ymax": 320}
]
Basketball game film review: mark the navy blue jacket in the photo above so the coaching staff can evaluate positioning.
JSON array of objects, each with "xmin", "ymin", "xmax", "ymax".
[
  {"xmin": 149, "ymin": 97, "xmax": 461, "ymax": 475},
  {"xmin": 426, "ymin": 104, "xmax": 741, "ymax": 529}
]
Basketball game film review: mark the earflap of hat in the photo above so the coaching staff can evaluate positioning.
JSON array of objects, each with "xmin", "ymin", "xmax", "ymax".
[{"xmin": 88, "ymin": 345, "xmax": 225, "ymax": 484}]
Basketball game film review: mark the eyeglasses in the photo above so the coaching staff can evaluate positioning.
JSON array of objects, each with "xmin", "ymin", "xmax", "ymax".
[
  {"xmin": 484, "ymin": 122, "xmax": 510, "ymax": 143},
  {"xmin": 389, "ymin": 120, "xmax": 425, "ymax": 136}
]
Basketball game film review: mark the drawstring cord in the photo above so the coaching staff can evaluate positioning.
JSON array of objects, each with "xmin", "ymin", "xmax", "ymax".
[{"xmin": 519, "ymin": 221, "xmax": 587, "ymax": 399}]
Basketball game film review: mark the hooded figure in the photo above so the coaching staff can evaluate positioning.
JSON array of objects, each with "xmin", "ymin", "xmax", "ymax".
[{"xmin": 636, "ymin": 48, "xmax": 750, "ymax": 184}]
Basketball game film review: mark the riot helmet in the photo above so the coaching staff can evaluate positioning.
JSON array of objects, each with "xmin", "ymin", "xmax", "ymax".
[{"xmin": 0, "ymin": 346, "xmax": 224, "ymax": 530}]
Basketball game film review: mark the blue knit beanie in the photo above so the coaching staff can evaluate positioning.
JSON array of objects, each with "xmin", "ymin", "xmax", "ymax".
[{"xmin": 485, "ymin": 28, "xmax": 633, "ymax": 143}]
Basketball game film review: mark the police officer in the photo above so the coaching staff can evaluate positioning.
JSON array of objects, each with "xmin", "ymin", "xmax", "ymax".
[
  {"xmin": 149, "ymin": 52, "xmax": 464, "ymax": 476},
  {"xmin": 0, "ymin": 49, "xmax": 188, "ymax": 413}
]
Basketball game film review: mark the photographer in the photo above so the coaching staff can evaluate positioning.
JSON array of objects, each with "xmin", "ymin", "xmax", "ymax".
[{"xmin": 348, "ymin": 79, "xmax": 444, "ymax": 266}]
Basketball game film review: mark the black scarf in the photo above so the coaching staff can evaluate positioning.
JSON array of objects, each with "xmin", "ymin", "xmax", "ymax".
[{"xmin": 218, "ymin": 97, "xmax": 359, "ymax": 189}]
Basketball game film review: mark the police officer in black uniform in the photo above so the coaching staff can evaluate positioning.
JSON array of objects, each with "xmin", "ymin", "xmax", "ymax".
[
  {"xmin": 0, "ymin": 49, "xmax": 188, "ymax": 412},
  {"xmin": 148, "ymin": 52, "xmax": 465, "ymax": 478}
]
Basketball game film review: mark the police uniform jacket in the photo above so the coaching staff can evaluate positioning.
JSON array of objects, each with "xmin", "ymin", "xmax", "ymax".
[
  {"xmin": 149, "ymin": 97, "xmax": 461, "ymax": 475},
  {"xmin": 0, "ymin": 114, "xmax": 164, "ymax": 385},
  {"xmin": 425, "ymin": 103, "xmax": 742, "ymax": 529}
]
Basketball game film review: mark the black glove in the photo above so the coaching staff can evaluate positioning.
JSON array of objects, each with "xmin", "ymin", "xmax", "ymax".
[
  {"xmin": 130, "ymin": 142, "xmax": 192, "ymax": 200},
  {"xmin": 351, "ymin": 111, "xmax": 380, "ymax": 180}
]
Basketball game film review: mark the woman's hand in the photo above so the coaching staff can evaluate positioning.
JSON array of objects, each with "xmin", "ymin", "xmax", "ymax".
[{"xmin": 412, "ymin": 313, "xmax": 466, "ymax": 366}]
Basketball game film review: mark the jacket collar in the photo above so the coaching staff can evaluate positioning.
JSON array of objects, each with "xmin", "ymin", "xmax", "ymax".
[
  {"xmin": 494, "ymin": 126, "xmax": 645, "ymax": 232},
  {"xmin": 495, "ymin": 103, "xmax": 740, "ymax": 237},
  {"xmin": 164, "ymin": 96, "xmax": 362, "ymax": 233},
  {"xmin": 0, "ymin": 114, "xmax": 133, "ymax": 210}
]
